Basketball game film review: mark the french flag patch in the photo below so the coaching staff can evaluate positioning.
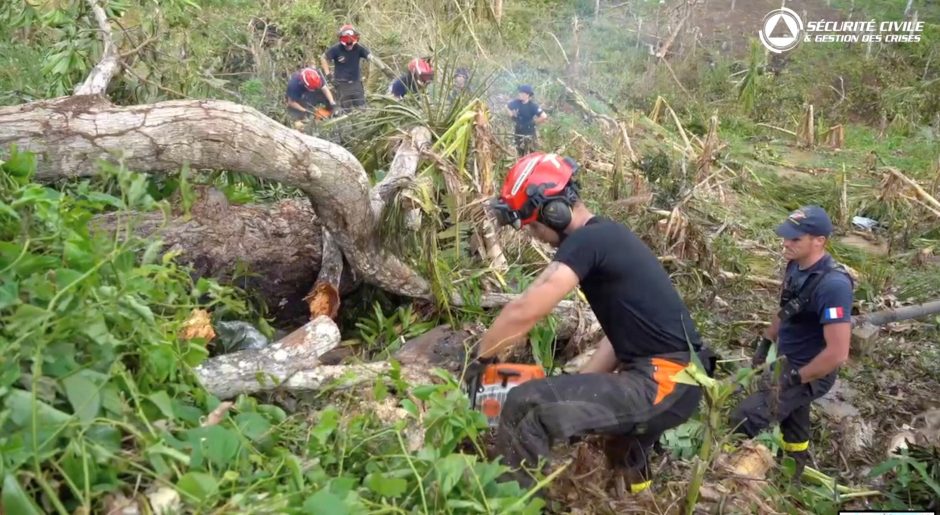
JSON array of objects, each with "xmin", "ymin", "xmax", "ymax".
[{"xmin": 824, "ymin": 306, "xmax": 844, "ymax": 320}]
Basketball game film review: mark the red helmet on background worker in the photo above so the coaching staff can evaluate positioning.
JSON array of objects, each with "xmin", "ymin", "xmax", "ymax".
[
  {"xmin": 300, "ymin": 68, "xmax": 323, "ymax": 90},
  {"xmin": 338, "ymin": 24, "xmax": 359, "ymax": 47},
  {"xmin": 490, "ymin": 152, "xmax": 580, "ymax": 229},
  {"xmin": 408, "ymin": 58, "xmax": 434, "ymax": 84}
]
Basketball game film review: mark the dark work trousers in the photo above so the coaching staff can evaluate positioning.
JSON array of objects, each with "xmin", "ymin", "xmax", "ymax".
[
  {"xmin": 334, "ymin": 80, "xmax": 366, "ymax": 108},
  {"xmin": 494, "ymin": 356, "xmax": 703, "ymax": 492},
  {"xmin": 730, "ymin": 367, "xmax": 836, "ymax": 465}
]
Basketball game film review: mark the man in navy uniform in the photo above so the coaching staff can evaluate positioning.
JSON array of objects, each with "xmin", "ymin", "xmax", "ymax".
[
  {"xmin": 506, "ymin": 85, "xmax": 548, "ymax": 157},
  {"xmin": 320, "ymin": 24, "xmax": 373, "ymax": 109},
  {"xmin": 731, "ymin": 205, "xmax": 854, "ymax": 480}
]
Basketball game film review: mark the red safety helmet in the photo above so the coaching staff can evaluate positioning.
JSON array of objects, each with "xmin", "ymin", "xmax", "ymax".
[
  {"xmin": 408, "ymin": 58, "xmax": 434, "ymax": 83},
  {"xmin": 300, "ymin": 68, "xmax": 323, "ymax": 90},
  {"xmin": 338, "ymin": 24, "xmax": 359, "ymax": 46},
  {"xmin": 490, "ymin": 152, "xmax": 580, "ymax": 229}
]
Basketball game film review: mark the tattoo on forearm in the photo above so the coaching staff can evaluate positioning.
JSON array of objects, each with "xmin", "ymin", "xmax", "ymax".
[{"xmin": 529, "ymin": 262, "xmax": 560, "ymax": 289}]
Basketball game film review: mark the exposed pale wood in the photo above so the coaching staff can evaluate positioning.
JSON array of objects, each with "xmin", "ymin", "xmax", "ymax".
[
  {"xmin": 304, "ymin": 228, "xmax": 343, "ymax": 321},
  {"xmin": 889, "ymin": 168, "xmax": 940, "ymax": 213},
  {"xmin": 655, "ymin": 10, "xmax": 690, "ymax": 58},
  {"xmin": 194, "ymin": 316, "xmax": 341, "ymax": 399},
  {"xmin": 74, "ymin": 0, "xmax": 120, "ymax": 96}
]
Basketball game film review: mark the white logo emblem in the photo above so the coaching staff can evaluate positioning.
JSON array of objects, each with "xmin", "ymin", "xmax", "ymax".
[{"xmin": 759, "ymin": 8, "xmax": 804, "ymax": 53}]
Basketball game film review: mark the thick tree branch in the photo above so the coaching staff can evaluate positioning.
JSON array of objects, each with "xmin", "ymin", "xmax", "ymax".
[
  {"xmin": 75, "ymin": 0, "xmax": 121, "ymax": 96},
  {"xmin": 194, "ymin": 316, "xmax": 341, "ymax": 399},
  {"xmin": 370, "ymin": 127, "xmax": 432, "ymax": 217},
  {"xmin": 0, "ymin": 97, "xmax": 430, "ymax": 298}
]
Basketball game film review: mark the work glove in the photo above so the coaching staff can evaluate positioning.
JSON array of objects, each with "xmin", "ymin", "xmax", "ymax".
[{"xmin": 751, "ymin": 335, "xmax": 773, "ymax": 367}]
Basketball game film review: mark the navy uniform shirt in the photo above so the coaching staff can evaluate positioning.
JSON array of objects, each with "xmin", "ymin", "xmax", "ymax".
[
  {"xmin": 324, "ymin": 43, "xmax": 370, "ymax": 82},
  {"xmin": 286, "ymin": 72, "xmax": 327, "ymax": 109},
  {"xmin": 552, "ymin": 217, "xmax": 703, "ymax": 362},
  {"xmin": 777, "ymin": 254, "xmax": 854, "ymax": 367},
  {"xmin": 507, "ymin": 99, "xmax": 544, "ymax": 135},
  {"xmin": 389, "ymin": 74, "xmax": 417, "ymax": 99}
]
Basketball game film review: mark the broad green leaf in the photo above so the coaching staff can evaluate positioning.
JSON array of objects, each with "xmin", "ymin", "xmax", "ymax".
[
  {"xmin": 176, "ymin": 471, "xmax": 218, "ymax": 503},
  {"xmin": 62, "ymin": 372, "xmax": 101, "ymax": 425},
  {"xmin": 372, "ymin": 379, "xmax": 387, "ymax": 402},
  {"xmin": 234, "ymin": 412, "xmax": 271, "ymax": 442},
  {"xmin": 302, "ymin": 489, "xmax": 348, "ymax": 515},
  {"xmin": 64, "ymin": 236, "xmax": 94, "ymax": 271},
  {"xmin": 363, "ymin": 472, "xmax": 407, "ymax": 498},
  {"xmin": 145, "ymin": 344, "xmax": 176, "ymax": 382},
  {"xmin": 0, "ymin": 280, "xmax": 19, "ymax": 310},
  {"xmin": 1, "ymin": 147, "xmax": 37, "ymax": 181},
  {"xmin": 435, "ymin": 454, "xmax": 468, "ymax": 496},
  {"xmin": 147, "ymin": 391, "xmax": 176, "ymax": 420},
  {"xmin": 310, "ymin": 407, "xmax": 338, "ymax": 446},
  {"xmin": 120, "ymin": 294, "xmax": 154, "ymax": 324},
  {"xmin": 400, "ymin": 399, "xmax": 418, "ymax": 418},
  {"xmin": 181, "ymin": 340, "xmax": 209, "ymax": 367},
  {"xmin": 6, "ymin": 388, "xmax": 70, "ymax": 428},
  {"xmin": 2, "ymin": 473, "xmax": 42, "ymax": 515},
  {"xmin": 199, "ymin": 426, "xmax": 241, "ymax": 469},
  {"xmin": 83, "ymin": 191, "xmax": 123, "ymax": 209},
  {"xmin": 4, "ymin": 304, "xmax": 52, "ymax": 335}
]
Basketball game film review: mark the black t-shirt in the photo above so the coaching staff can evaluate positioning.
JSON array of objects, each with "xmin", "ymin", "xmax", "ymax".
[
  {"xmin": 552, "ymin": 217, "xmax": 703, "ymax": 362},
  {"xmin": 286, "ymin": 72, "xmax": 327, "ymax": 109},
  {"xmin": 777, "ymin": 254, "xmax": 854, "ymax": 367},
  {"xmin": 507, "ymin": 99, "xmax": 544, "ymax": 135},
  {"xmin": 325, "ymin": 43, "xmax": 370, "ymax": 82}
]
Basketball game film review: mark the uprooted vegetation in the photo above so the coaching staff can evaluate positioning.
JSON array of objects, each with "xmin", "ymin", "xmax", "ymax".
[{"xmin": 1, "ymin": 0, "xmax": 940, "ymax": 513}]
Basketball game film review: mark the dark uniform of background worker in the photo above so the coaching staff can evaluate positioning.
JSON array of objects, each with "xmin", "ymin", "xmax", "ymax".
[
  {"xmin": 389, "ymin": 58, "xmax": 434, "ymax": 100},
  {"xmin": 731, "ymin": 205, "xmax": 854, "ymax": 480},
  {"xmin": 320, "ymin": 24, "xmax": 372, "ymax": 109},
  {"xmin": 506, "ymin": 85, "xmax": 548, "ymax": 157},
  {"xmin": 284, "ymin": 67, "xmax": 337, "ymax": 128},
  {"xmin": 476, "ymin": 152, "xmax": 716, "ymax": 493}
]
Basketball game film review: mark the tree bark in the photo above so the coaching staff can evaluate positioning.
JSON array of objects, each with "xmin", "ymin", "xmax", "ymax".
[
  {"xmin": 0, "ymin": 96, "xmax": 431, "ymax": 298},
  {"xmin": 91, "ymin": 192, "xmax": 358, "ymax": 324},
  {"xmin": 194, "ymin": 315, "xmax": 341, "ymax": 399}
]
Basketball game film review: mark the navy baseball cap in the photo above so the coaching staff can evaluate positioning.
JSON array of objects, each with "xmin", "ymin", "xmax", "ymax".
[
  {"xmin": 776, "ymin": 205, "xmax": 834, "ymax": 238},
  {"xmin": 517, "ymin": 84, "xmax": 534, "ymax": 95}
]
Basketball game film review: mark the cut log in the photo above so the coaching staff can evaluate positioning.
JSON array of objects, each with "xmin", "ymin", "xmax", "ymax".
[
  {"xmin": 0, "ymin": 96, "xmax": 431, "ymax": 299},
  {"xmin": 194, "ymin": 315, "xmax": 341, "ymax": 399}
]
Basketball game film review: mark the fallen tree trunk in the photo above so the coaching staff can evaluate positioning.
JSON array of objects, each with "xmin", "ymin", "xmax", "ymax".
[{"xmin": 0, "ymin": 96, "xmax": 430, "ymax": 298}]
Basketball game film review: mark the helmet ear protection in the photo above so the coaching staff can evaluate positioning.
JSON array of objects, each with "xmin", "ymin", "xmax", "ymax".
[{"xmin": 525, "ymin": 179, "xmax": 579, "ymax": 232}]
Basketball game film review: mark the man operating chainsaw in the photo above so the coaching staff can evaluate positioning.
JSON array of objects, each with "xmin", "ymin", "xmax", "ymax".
[{"xmin": 474, "ymin": 152, "xmax": 715, "ymax": 493}]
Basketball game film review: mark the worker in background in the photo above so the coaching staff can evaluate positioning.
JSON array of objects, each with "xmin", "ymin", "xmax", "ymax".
[
  {"xmin": 472, "ymin": 152, "xmax": 716, "ymax": 494},
  {"xmin": 320, "ymin": 24, "xmax": 373, "ymax": 109},
  {"xmin": 285, "ymin": 67, "xmax": 336, "ymax": 129},
  {"xmin": 389, "ymin": 58, "xmax": 434, "ymax": 100},
  {"xmin": 507, "ymin": 84, "xmax": 547, "ymax": 157},
  {"xmin": 731, "ymin": 206, "xmax": 854, "ymax": 482}
]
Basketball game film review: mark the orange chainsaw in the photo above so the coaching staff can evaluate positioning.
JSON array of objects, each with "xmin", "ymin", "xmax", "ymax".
[{"xmin": 467, "ymin": 363, "xmax": 546, "ymax": 427}]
